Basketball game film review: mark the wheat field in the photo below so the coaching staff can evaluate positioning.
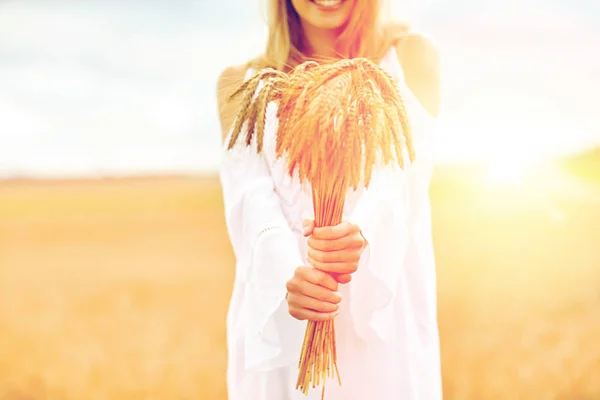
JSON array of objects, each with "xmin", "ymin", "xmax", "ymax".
[{"xmin": 0, "ymin": 158, "xmax": 598, "ymax": 399}]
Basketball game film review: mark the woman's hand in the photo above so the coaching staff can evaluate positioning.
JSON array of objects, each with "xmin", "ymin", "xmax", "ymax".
[
  {"xmin": 286, "ymin": 266, "xmax": 342, "ymax": 321},
  {"xmin": 302, "ymin": 219, "xmax": 367, "ymax": 283},
  {"xmin": 285, "ymin": 219, "xmax": 366, "ymax": 321}
]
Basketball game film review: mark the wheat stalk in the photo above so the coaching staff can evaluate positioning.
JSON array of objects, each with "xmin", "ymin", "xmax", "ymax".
[{"xmin": 226, "ymin": 57, "xmax": 414, "ymax": 399}]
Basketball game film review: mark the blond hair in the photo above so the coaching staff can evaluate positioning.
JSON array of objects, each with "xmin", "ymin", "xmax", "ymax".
[{"xmin": 250, "ymin": 0, "xmax": 409, "ymax": 72}]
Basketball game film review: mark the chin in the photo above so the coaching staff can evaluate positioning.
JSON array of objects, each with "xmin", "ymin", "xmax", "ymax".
[{"xmin": 292, "ymin": 0, "xmax": 355, "ymax": 30}]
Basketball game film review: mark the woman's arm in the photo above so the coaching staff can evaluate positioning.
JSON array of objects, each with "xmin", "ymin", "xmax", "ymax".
[{"xmin": 395, "ymin": 32, "xmax": 441, "ymax": 118}]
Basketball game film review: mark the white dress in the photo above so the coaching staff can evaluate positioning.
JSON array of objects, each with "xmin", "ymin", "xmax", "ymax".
[{"xmin": 219, "ymin": 46, "xmax": 442, "ymax": 400}]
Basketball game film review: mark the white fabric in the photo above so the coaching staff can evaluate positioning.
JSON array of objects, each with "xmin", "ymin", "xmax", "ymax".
[{"xmin": 219, "ymin": 46, "xmax": 442, "ymax": 400}]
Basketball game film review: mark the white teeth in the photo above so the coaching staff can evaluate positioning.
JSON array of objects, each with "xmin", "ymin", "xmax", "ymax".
[{"xmin": 313, "ymin": 0, "xmax": 343, "ymax": 7}]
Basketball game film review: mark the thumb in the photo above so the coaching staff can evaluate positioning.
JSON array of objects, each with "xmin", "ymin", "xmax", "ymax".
[{"xmin": 302, "ymin": 218, "xmax": 314, "ymax": 237}]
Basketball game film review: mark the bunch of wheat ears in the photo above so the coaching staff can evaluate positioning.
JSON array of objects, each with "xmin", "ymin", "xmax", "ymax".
[{"xmin": 227, "ymin": 57, "xmax": 414, "ymax": 399}]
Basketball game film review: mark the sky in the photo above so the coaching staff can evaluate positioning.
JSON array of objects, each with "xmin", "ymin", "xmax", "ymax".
[{"xmin": 0, "ymin": 0, "xmax": 598, "ymax": 178}]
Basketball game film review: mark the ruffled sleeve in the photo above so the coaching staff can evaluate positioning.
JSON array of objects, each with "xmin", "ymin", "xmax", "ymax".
[
  {"xmin": 347, "ymin": 165, "xmax": 411, "ymax": 343},
  {"xmin": 219, "ymin": 105, "xmax": 306, "ymax": 373}
]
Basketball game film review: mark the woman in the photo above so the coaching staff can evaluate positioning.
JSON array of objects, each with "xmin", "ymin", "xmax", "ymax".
[{"xmin": 217, "ymin": 0, "xmax": 441, "ymax": 399}]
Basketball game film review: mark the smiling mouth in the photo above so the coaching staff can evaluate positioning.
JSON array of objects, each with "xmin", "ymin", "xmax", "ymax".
[{"xmin": 310, "ymin": 0, "xmax": 345, "ymax": 9}]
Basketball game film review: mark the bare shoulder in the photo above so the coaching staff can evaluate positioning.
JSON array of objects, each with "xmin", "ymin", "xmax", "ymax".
[
  {"xmin": 394, "ymin": 32, "xmax": 441, "ymax": 117},
  {"xmin": 216, "ymin": 63, "xmax": 249, "ymax": 140},
  {"xmin": 398, "ymin": 32, "xmax": 440, "ymax": 74}
]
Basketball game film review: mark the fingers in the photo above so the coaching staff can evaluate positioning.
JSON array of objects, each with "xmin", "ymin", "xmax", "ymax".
[
  {"xmin": 307, "ymin": 246, "xmax": 363, "ymax": 263},
  {"xmin": 287, "ymin": 290, "xmax": 339, "ymax": 313},
  {"xmin": 307, "ymin": 254, "xmax": 359, "ymax": 275},
  {"xmin": 286, "ymin": 266, "xmax": 343, "ymax": 322},
  {"xmin": 295, "ymin": 265, "xmax": 339, "ymax": 291},
  {"xmin": 304, "ymin": 221, "xmax": 365, "ymax": 275},
  {"xmin": 307, "ymin": 234, "xmax": 363, "ymax": 252},
  {"xmin": 286, "ymin": 273, "xmax": 342, "ymax": 305},
  {"xmin": 312, "ymin": 221, "xmax": 360, "ymax": 240},
  {"xmin": 302, "ymin": 218, "xmax": 315, "ymax": 237}
]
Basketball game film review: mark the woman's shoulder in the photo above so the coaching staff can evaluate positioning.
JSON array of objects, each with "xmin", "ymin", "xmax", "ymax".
[
  {"xmin": 394, "ymin": 31, "xmax": 439, "ymax": 71},
  {"xmin": 393, "ymin": 31, "xmax": 441, "ymax": 117}
]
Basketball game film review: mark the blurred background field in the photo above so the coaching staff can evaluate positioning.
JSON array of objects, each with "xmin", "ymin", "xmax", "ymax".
[
  {"xmin": 1, "ymin": 152, "xmax": 599, "ymax": 399},
  {"xmin": 1, "ymin": 0, "xmax": 600, "ymax": 399}
]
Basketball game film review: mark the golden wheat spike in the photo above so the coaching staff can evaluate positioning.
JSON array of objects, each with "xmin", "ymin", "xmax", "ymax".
[
  {"xmin": 387, "ymin": 94, "xmax": 413, "ymax": 161},
  {"xmin": 297, "ymin": 133, "xmax": 311, "ymax": 184},
  {"xmin": 227, "ymin": 77, "xmax": 261, "ymax": 150},
  {"xmin": 363, "ymin": 62, "xmax": 397, "ymax": 98},
  {"xmin": 362, "ymin": 81, "xmax": 388, "ymax": 165},
  {"xmin": 354, "ymin": 94, "xmax": 375, "ymax": 187},
  {"xmin": 384, "ymin": 102, "xmax": 405, "ymax": 169},
  {"xmin": 295, "ymin": 60, "xmax": 321, "ymax": 75},
  {"xmin": 285, "ymin": 87, "xmax": 324, "ymax": 169},
  {"xmin": 320, "ymin": 58, "xmax": 355, "ymax": 84},
  {"xmin": 227, "ymin": 68, "xmax": 281, "ymax": 102},
  {"xmin": 321, "ymin": 73, "xmax": 352, "ymax": 124},
  {"xmin": 346, "ymin": 100, "xmax": 361, "ymax": 190},
  {"xmin": 364, "ymin": 128, "xmax": 376, "ymax": 186},
  {"xmin": 244, "ymin": 101, "xmax": 259, "ymax": 147},
  {"xmin": 395, "ymin": 97, "xmax": 415, "ymax": 162},
  {"xmin": 226, "ymin": 77, "xmax": 254, "ymax": 104},
  {"xmin": 276, "ymin": 77, "xmax": 311, "ymax": 158},
  {"xmin": 227, "ymin": 69, "xmax": 289, "ymax": 151},
  {"xmin": 275, "ymin": 93, "xmax": 296, "ymax": 155},
  {"xmin": 254, "ymin": 81, "xmax": 274, "ymax": 153}
]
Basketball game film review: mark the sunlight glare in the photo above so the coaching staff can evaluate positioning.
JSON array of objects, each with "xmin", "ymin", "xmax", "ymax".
[{"xmin": 487, "ymin": 161, "xmax": 525, "ymax": 185}]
